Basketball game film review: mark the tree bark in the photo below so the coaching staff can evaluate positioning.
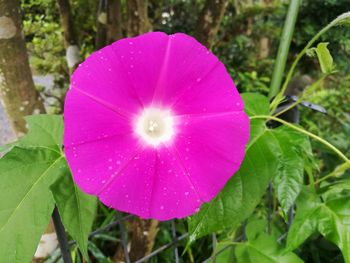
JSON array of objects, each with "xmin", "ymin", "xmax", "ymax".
[
  {"xmin": 0, "ymin": 0, "xmax": 45, "ymax": 136},
  {"xmin": 114, "ymin": 218, "xmax": 159, "ymax": 262},
  {"xmin": 126, "ymin": 0, "xmax": 151, "ymax": 37},
  {"xmin": 194, "ymin": 0, "xmax": 228, "ymax": 49},
  {"xmin": 96, "ymin": 0, "xmax": 108, "ymax": 49},
  {"xmin": 107, "ymin": 0, "xmax": 123, "ymax": 43},
  {"xmin": 57, "ymin": 0, "xmax": 81, "ymax": 71},
  {"xmin": 259, "ymin": 37, "xmax": 269, "ymax": 59},
  {"xmin": 0, "ymin": 1, "xmax": 56, "ymax": 262}
]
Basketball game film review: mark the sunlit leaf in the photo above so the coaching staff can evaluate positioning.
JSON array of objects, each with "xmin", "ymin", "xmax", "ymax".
[
  {"xmin": 0, "ymin": 147, "xmax": 66, "ymax": 263},
  {"xmin": 314, "ymin": 42, "xmax": 334, "ymax": 74},
  {"xmin": 19, "ymin": 115, "xmax": 63, "ymax": 151}
]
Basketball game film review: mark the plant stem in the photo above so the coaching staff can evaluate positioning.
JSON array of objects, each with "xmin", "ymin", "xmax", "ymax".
[
  {"xmin": 250, "ymin": 115, "xmax": 350, "ymax": 164},
  {"xmin": 270, "ymin": 13, "xmax": 347, "ymax": 113},
  {"xmin": 267, "ymin": 182, "xmax": 273, "ymax": 234},
  {"xmin": 268, "ymin": 0, "xmax": 301, "ymax": 100},
  {"xmin": 274, "ymin": 74, "xmax": 328, "ymax": 117},
  {"xmin": 52, "ymin": 207, "xmax": 73, "ymax": 263},
  {"xmin": 315, "ymin": 162, "xmax": 350, "ymax": 184}
]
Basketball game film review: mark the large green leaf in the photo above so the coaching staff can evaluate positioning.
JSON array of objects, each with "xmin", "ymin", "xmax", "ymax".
[
  {"xmin": 287, "ymin": 188, "xmax": 350, "ymax": 263},
  {"xmin": 51, "ymin": 167, "xmax": 97, "ymax": 258},
  {"xmin": 0, "ymin": 147, "xmax": 66, "ymax": 263},
  {"xmin": 271, "ymin": 126, "xmax": 312, "ymax": 213},
  {"xmin": 234, "ymin": 220, "xmax": 303, "ymax": 263}
]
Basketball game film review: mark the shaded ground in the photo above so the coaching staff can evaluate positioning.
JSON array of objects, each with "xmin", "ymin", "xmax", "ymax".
[{"xmin": 0, "ymin": 101, "xmax": 15, "ymax": 146}]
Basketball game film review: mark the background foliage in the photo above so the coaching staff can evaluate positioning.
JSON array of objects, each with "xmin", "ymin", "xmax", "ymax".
[{"xmin": 0, "ymin": 0, "xmax": 350, "ymax": 262}]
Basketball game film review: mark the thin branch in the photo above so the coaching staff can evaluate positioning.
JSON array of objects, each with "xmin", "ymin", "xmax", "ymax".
[
  {"xmin": 52, "ymin": 207, "xmax": 72, "ymax": 263},
  {"xmin": 171, "ymin": 220, "xmax": 179, "ymax": 263},
  {"xmin": 250, "ymin": 115, "xmax": 350, "ymax": 164},
  {"xmin": 134, "ymin": 233, "xmax": 188, "ymax": 263},
  {"xmin": 118, "ymin": 216, "xmax": 131, "ymax": 263}
]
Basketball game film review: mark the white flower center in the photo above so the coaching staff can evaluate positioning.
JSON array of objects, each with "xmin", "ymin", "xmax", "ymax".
[{"xmin": 136, "ymin": 108, "xmax": 174, "ymax": 146}]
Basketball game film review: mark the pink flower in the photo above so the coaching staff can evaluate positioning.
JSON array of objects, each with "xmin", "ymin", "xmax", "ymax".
[{"xmin": 64, "ymin": 32, "xmax": 250, "ymax": 220}]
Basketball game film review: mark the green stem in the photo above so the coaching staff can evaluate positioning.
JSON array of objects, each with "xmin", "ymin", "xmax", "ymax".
[
  {"xmin": 250, "ymin": 115, "xmax": 350, "ymax": 164},
  {"xmin": 314, "ymin": 162, "xmax": 350, "ymax": 184},
  {"xmin": 270, "ymin": 12, "xmax": 349, "ymax": 113},
  {"xmin": 274, "ymin": 74, "xmax": 328, "ymax": 117},
  {"xmin": 268, "ymin": 0, "xmax": 301, "ymax": 100}
]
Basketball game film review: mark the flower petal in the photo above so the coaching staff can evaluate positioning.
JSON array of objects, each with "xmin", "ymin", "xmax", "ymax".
[
  {"xmin": 98, "ymin": 148, "xmax": 156, "ymax": 218},
  {"xmin": 111, "ymin": 32, "xmax": 170, "ymax": 107},
  {"xmin": 64, "ymin": 88, "xmax": 133, "ymax": 146},
  {"xmin": 172, "ymin": 111, "xmax": 250, "ymax": 201}
]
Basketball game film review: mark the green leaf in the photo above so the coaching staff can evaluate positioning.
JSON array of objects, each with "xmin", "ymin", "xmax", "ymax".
[
  {"xmin": 214, "ymin": 242, "xmax": 236, "ymax": 263},
  {"xmin": 19, "ymin": 115, "xmax": 63, "ymax": 151},
  {"xmin": 242, "ymin": 93, "xmax": 270, "ymax": 148},
  {"xmin": 242, "ymin": 93, "xmax": 270, "ymax": 117},
  {"xmin": 0, "ymin": 147, "xmax": 66, "ymax": 263},
  {"xmin": 88, "ymin": 241, "xmax": 113, "ymax": 263},
  {"xmin": 271, "ymin": 126, "xmax": 312, "ymax": 213},
  {"xmin": 314, "ymin": 42, "xmax": 334, "ymax": 74},
  {"xmin": 234, "ymin": 220, "xmax": 303, "ymax": 263},
  {"xmin": 188, "ymin": 130, "xmax": 280, "ymax": 243},
  {"xmin": 51, "ymin": 166, "xmax": 97, "ymax": 258},
  {"xmin": 0, "ymin": 115, "xmax": 63, "ymax": 153},
  {"xmin": 287, "ymin": 187, "xmax": 350, "ymax": 263}
]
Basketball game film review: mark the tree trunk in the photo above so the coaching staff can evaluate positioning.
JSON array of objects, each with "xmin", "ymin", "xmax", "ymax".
[
  {"xmin": 0, "ymin": 0, "xmax": 45, "ymax": 136},
  {"xmin": 57, "ymin": 0, "xmax": 81, "ymax": 71},
  {"xmin": 194, "ymin": 0, "xmax": 228, "ymax": 49},
  {"xmin": 259, "ymin": 37, "xmax": 269, "ymax": 59},
  {"xmin": 96, "ymin": 0, "xmax": 108, "ymax": 49},
  {"xmin": 126, "ymin": 0, "xmax": 151, "ymax": 37},
  {"xmin": 114, "ymin": 218, "xmax": 159, "ymax": 262},
  {"xmin": 107, "ymin": 0, "xmax": 123, "ymax": 43},
  {"xmin": 0, "ymin": 1, "xmax": 57, "ymax": 262}
]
